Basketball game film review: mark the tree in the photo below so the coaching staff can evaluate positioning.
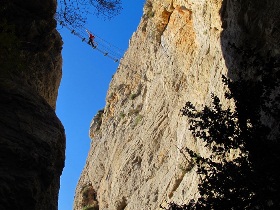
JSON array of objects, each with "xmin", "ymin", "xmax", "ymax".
[
  {"xmin": 163, "ymin": 45, "xmax": 280, "ymax": 209},
  {"xmin": 56, "ymin": 0, "xmax": 123, "ymax": 28}
]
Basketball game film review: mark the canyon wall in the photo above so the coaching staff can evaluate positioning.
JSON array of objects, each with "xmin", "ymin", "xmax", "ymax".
[
  {"xmin": 74, "ymin": 0, "xmax": 280, "ymax": 209},
  {"xmin": 0, "ymin": 0, "xmax": 65, "ymax": 209}
]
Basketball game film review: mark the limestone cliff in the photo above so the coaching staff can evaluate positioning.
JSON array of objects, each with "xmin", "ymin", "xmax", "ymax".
[
  {"xmin": 0, "ymin": 0, "xmax": 65, "ymax": 209},
  {"xmin": 74, "ymin": 0, "xmax": 280, "ymax": 209}
]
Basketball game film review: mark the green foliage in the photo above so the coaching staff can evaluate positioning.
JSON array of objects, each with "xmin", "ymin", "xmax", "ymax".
[
  {"xmin": 57, "ymin": 0, "xmax": 123, "ymax": 28},
  {"xmin": 128, "ymin": 104, "xmax": 143, "ymax": 116},
  {"xmin": 128, "ymin": 109, "xmax": 139, "ymax": 116},
  {"xmin": 119, "ymin": 111, "xmax": 125, "ymax": 119},
  {"xmin": 146, "ymin": 10, "xmax": 155, "ymax": 18},
  {"xmin": 163, "ymin": 45, "xmax": 280, "ymax": 209},
  {"xmin": 134, "ymin": 114, "xmax": 143, "ymax": 127},
  {"xmin": 129, "ymin": 85, "xmax": 142, "ymax": 100},
  {"xmin": 145, "ymin": 0, "xmax": 152, "ymax": 8},
  {"xmin": 81, "ymin": 184, "xmax": 99, "ymax": 210},
  {"xmin": 143, "ymin": 0, "xmax": 154, "ymax": 20},
  {"xmin": 179, "ymin": 96, "xmax": 254, "ymax": 210},
  {"xmin": 182, "ymin": 94, "xmax": 243, "ymax": 152},
  {"xmin": 82, "ymin": 205, "xmax": 98, "ymax": 210},
  {"xmin": 130, "ymin": 93, "xmax": 138, "ymax": 100},
  {"xmin": 178, "ymin": 162, "xmax": 193, "ymax": 174}
]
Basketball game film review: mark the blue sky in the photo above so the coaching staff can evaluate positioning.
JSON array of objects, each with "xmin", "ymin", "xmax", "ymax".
[{"xmin": 56, "ymin": 1, "xmax": 145, "ymax": 209}]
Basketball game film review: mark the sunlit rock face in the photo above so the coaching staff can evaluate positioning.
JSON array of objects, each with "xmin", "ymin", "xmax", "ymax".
[
  {"xmin": 0, "ymin": 0, "xmax": 65, "ymax": 209},
  {"xmin": 74, "ymin": 0, "xmax": 280, "ymax": 209}
]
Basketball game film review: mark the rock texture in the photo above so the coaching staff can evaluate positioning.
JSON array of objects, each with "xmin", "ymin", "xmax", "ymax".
[
  {"xmin": 0, "ymin": 0, "xmax": 65, "ymax": 209},
  {"xmin": 74, "ymin": 0, "xmax": 280, "ymax": 209}
]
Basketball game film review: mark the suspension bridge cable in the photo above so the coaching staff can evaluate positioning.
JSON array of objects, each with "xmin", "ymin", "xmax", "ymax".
[
  {"xmin": 57, "ymin": 18, "xmax": 145, "ymax": 71},
  {"xmin": 72, "ymin": 23, "xmax": 125, "ymax": 59},
  {"xmin": 58, "ymin": 20, "xmax": 122, "ymax": 63},
  {"xmin": 56, "ymin": 1, "xmax": 169, "ymax": 70},
  {"xmin": 58, "ymin": 0, "xmax": 199, "ymax": 94},
  {"xmin": 83, "ymin": 26, "xmax": 125, "ymax": 56},
  {"xmin": 57, "ymin": 0, "xmax": 192, "ymax": 77}
]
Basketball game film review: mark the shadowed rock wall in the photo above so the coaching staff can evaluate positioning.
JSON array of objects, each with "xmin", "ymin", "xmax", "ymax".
[{"xmin": 0, "ymin": 0, "xmax": 65, "ymax": 209}]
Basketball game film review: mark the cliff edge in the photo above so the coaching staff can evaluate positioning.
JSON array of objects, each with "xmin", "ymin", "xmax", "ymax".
[{"xmin": 0, "ymin": 0, "xmax": 65, "ymax": 209}]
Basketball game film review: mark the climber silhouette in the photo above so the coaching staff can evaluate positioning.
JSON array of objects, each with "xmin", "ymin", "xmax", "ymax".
[{"xmin": 86, "ymin": 29, "xmax": 96, "ymax": 48}]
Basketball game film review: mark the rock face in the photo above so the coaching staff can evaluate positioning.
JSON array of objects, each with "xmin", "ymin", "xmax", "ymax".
[
  {"xmin": 74, "ymin": 0, "xmax": 280, "ymax": 209},
  {"xmin": 0, "ymin": 0, "xmax": 65, "ymax": 209}
]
